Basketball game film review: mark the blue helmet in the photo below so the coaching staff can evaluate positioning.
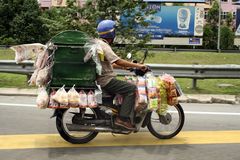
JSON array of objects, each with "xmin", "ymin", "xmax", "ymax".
[{"xmin": 97, "ymin": 20, "xmax": 116, "ymax": 39}]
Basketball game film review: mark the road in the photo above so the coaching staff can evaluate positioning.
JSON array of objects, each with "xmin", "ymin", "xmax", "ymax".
[{"xmin": 0, "ymin": 95, "xmax": 240, "ymax": 160}]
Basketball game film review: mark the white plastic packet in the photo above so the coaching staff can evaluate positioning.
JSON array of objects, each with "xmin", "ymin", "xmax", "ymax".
[
  {"xmin": 87, "ymin": 90, "xmax": 97, "ymax": 108},
  {"xmin": 52, "ymin": 86, "xmax": 68, "ymax": 107},
  {"xmin": 68, "ymin": 85, "xmax": 80, "ymax": 107},
  {"xmin": 95, "ymin": 83, "xmax": 102, "ymax": 104},
  {"xmin": 36, "ymin": 65, "xmax": 52, "ymax": 87},
  {"xmin": 28, "ymin": 69, "xmax": 39, "ymax": 86},
  {"xmin": 10, "ymin": 43, "xmax": 46, "ymax": 64},
  {"xmin": 34, "ymin": 49, "xmax": 49, "ymax": 69},
  {"xmin": 36, "ymin": 87, "xmax": 49, "ymax": 109},
  {"xmin": 84, "ymin": 41, "xmax": 102, "ymax": 75},
  {"xmin": 79, "ymin": 90, "xmax": 88, "ymax": 107}
]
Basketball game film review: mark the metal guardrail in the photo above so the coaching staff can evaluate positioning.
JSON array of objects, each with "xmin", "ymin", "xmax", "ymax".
[{"xmin": 0, "ymin": 60, "xmax": 240, "ymax": 89}]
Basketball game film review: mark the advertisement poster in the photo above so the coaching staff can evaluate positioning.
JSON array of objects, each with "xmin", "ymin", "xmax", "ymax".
[
  {"xmin": 52, "ymin": 0, "xmax": 67, "ymax": 7},
  {"xmin": 132, "ymin": 4, "xmax": 204, "ymax": 39},
  {"xmin": 235, "ymin": 9, "xmax": 240, "ymax": 36}
]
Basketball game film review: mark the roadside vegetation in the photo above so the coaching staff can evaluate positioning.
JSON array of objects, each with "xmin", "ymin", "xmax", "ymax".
[{"xmin": 0, "ymin": 49, "xmax": 240, "ymax": 95}]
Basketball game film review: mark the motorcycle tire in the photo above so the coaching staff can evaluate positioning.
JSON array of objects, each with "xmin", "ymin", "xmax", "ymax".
[
  {"xmin": 55, "ymin": 108, "xmax": 99, "ymax": 144},
  {"xmin": 147, "ymin": 103, "xmax": 185, "ymax": 139}
]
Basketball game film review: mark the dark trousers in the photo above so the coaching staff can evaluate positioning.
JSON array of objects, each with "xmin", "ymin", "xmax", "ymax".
[{"xmin": 102, "ymin": 78, "xmax": 137, "ymax": 122}]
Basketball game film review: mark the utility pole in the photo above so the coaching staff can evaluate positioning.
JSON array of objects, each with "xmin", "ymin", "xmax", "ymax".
[{"xmin": 217, "ymin": 0, "xmax": 221, "ymax": 52}]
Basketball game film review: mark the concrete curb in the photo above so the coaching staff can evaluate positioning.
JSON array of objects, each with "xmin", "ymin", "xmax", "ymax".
[
  {"xmin": 0, "ymin": 88, "xmax": 239, "ymax": 104},
  {"xmin": 178, "ymin": 94, "xmax": 239, "ymax": 104},
  {"xmin": 0, "ymin": 88, "xmax": 37, "ymax": 97}
]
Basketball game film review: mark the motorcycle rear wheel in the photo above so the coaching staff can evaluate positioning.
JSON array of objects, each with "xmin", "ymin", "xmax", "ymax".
[
  {"xmin": 147, "ymin": 103, "xmax": 185, "ymax": 139},
  {"xmin": 56, "ymin": 108, "xmax": 99, "ymax": 144}
]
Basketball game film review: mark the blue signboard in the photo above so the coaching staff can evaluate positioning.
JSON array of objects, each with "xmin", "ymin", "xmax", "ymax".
[
  {"xmin": 235, "ymin": 9, "xmax": 240, "ymax": 35},
  {"xmin": 124, "ymin": 4, "xmax": 204, "ymax": 39},
  {"xmin": 144, "ymin": 0, "xmax": 206, "ymax": 2}
]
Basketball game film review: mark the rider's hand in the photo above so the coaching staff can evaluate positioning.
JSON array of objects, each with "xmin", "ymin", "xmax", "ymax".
[{"xmin": 139, "ymin": 64, "xmax": 148, "ymax": 72}]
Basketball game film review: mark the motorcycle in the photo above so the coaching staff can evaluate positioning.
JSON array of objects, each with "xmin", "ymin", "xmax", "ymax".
[{"xmin": 51, "ymin": 50, "xmax": 185, "ymax": 144}]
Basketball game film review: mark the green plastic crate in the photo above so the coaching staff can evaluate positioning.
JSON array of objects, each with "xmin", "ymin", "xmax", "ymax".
[{"xmin": 49, "ymin": 30, "xmax": 96, "ymax": 88}]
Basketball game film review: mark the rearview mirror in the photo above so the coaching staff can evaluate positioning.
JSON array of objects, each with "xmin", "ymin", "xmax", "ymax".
[{"xmin": 126, "ymin": 53, "xmax": 132, "ymax": 59}]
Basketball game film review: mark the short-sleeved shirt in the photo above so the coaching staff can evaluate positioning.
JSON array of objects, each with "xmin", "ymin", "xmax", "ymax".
[{"xmin": 94, "ymin": 39, "xmax": 120, "ymax": 87}]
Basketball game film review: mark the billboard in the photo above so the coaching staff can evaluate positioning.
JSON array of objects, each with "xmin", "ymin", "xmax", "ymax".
[
  {"xmin": 130, "ymin": 5, "xmax": 204, "ymax": 39},
  {"xmin": 52, "ymin": 0, "xmax": 67, "ymax": 7},
  {"xmin": 232, "ymin": 0, "xmax": 240, "ymax": 4},
  {"xmin": 236, "ymin": 9, "xmax": 240, "ymax": 36},
  {"xmin": 143, "ymin": 0, "xmax": 206, "ymax": 2}
]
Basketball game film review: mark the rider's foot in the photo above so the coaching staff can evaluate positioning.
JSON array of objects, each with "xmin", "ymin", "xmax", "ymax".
[{"xmin": 115, "ymin": 117, "xmax": 135, "ymax": 130}]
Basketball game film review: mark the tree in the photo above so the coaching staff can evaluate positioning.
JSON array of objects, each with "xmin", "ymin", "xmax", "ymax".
[
  {"xmin": 220, "ymin": 25, "xmax": 234, "ymax": 49},
  {"xmin": 203, "ymin": 0, "xmax": 219, "ymax": 49},
  {"xmin": 41, "ymin": 0, "xmax": 153, "ymax": 58},
  {"xmin": 0, "ymin": 0, "xmax": 48, "ymax": 44},
  {"xmin": 225, "ymin": 12, "xmax": 233, "ymax": 27}
]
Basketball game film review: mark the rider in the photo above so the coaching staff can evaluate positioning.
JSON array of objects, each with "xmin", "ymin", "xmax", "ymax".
[{"xmin": 96, "ymin": 20, "xmax": 147, "ymax": 130}]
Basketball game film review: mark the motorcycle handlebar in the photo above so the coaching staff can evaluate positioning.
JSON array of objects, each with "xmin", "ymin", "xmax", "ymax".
[{"xmin": 128, "ymin": 66, "xmax": 151, "ymax": 77}]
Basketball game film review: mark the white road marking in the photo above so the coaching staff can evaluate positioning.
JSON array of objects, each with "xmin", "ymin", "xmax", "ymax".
[
  {"xmin": 0, "ymin": 102, "xmax": 35, "ymax": 107},
  {"xmin": 1, "ymin": 102, "xmax": 240, "ymax": 116}
]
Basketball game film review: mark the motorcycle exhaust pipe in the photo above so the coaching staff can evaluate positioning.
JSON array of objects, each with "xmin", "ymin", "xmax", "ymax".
[
  {"xmin": 66, "ymin": 123, "xmax": 114, "ymax": 132},
  {"xmin": 66, "ymin": 123, "xmax": 132, "ymax": 134}
]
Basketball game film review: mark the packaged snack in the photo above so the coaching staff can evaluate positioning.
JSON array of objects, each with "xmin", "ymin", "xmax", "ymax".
[
  {"xmin": 95, "ymin": 84, "xmax": 102, "ymax": 104},
  {"xmin": 68, "ymin": 85, "xmax": 80, "ymax": 107},
  {"xmin": 148, "ymin": 87, "xmax": 158, "ymax": 98},
  {"xmin": 137, "ymin": 77, "xmax": 146, "ymax": 87},
  {"xmin": 157, "ymin": 78, "xmax": 168, "ymax": 115},
  {"xmin": 79, "ymin": 90, "xmax": 88, "ymax": 107},
  {"xmin": 137, "ymin": 86, "xmax": 147, "ymax": 95},
  {"xmin": 146, "ymin": 73, "xmax": 157, "ymax": 88},
  {"xmin": 125, "ymin": 76, "xmax": 137, "ymax": 84},
  {"xmin": 52, "ymin": 86, "xmax": 68, "ymax": 107},
  {"xmin": 48, "ymin": 90, "xmax": 59, "ymax": 108},
  {"xmin": 148, "ymin": 98, "xmax": 159, "ymax": 110},
  {"xmin": 36, "ymin": 87, "xmax": 49, "ymax": 109},
  {"xmin": 87, "ymin": 90, "xmax": 97, "ymax": 108}
]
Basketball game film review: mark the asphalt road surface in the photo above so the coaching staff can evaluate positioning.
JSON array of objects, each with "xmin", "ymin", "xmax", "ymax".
[{"xmin": 0, "ymin": 95, "xmax": 240, "ymax": 160}]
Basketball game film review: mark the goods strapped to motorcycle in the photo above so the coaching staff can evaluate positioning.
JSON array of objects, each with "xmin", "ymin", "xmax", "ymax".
[{"xmin": 12, "ymin": 30, "xmax": 185, "ymax": 144}]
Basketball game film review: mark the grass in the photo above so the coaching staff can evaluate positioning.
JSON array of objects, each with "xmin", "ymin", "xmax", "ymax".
[
  {"xmin": 146, "ymin": 51, "xmax": 240, "ymax": 65},
  {"xmin": 0, "ymin": 73, "xmax": 30, "ymax": 88},
  {"xmin": 0, "ymin": 48, "xmax": 240, "ymax": 95},
  {"xmin": 0, "ymin": 48, "xmax": 15, "ymax": 60}
]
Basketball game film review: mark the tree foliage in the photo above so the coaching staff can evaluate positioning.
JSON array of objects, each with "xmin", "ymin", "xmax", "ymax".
[
  {"xmin": 41, "ymin": 0, "xmax": 153, "ymax": 58},
  {"xmin": 203, "ymin": 0, "xmax": 219, "ymax": 49},
  {"xmin": 0, "ymin": 0, "xmax": 48, "ymax": 44},
  {"xmin": 220, "ymin": 25, "xmax": 234, "ymax": 49}
]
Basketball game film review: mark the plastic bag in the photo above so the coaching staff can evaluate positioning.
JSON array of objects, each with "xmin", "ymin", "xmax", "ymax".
[
  {"xmin": 34, "ymin": 49, "xmax": 49, "ymax": 69},
  {"xmin": 68, "ymin": 85, "xmax": 80, "ymax": 107},
  {"xmin": 157, "ymin": 78, "xmax": 168, "ymax": 115},
  {"xmin": 84, "ymin": 41, "xmax": 102, "ymax": 75},
  {"xmin": 95, "ymin": 84, "xmax": 102, "ymax": 104},
  {"xmin": 35, "ymin": 65, "xmax": 52, "ymax": 87},
  {"xmin": 87, "ymin": 90, "xmax": 97, "ymax": 108},
  {"xmin": 79, "ymin": 90, "xmax": 88, "ymax": 107},
  {"xmin": 48, "ymin": 90, "xmax": 59, "ymax": 108},
  {"xmin": 36, "ymin": 87, "xmax": 49, "ymax": 109},
  {"xmin": 10, "ymin": 43, "xmax": 46, "ymax": 64},
  {"xmin": 125, "ymin": 76, "xmax": 137, "ymax": 84},
  {"xmin": 145, "ymin": 73, "xmax": 159, "ymax": 111},
  {"xmin": 52, "ymin": 86, "xmax": 68, "ymax": 107},
  {"xmin": 28, "ymin": 69, "xmax": 39, "ymax": 86}
]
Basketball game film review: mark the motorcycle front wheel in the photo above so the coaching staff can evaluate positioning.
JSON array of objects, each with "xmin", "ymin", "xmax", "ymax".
[
  {"xmin": 56, "ymin": 108, "xmax": 99, "ymax": 144},
  {"xmin": 147, "ymin": 103, "xmax": 185, "ymax": 139}
]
